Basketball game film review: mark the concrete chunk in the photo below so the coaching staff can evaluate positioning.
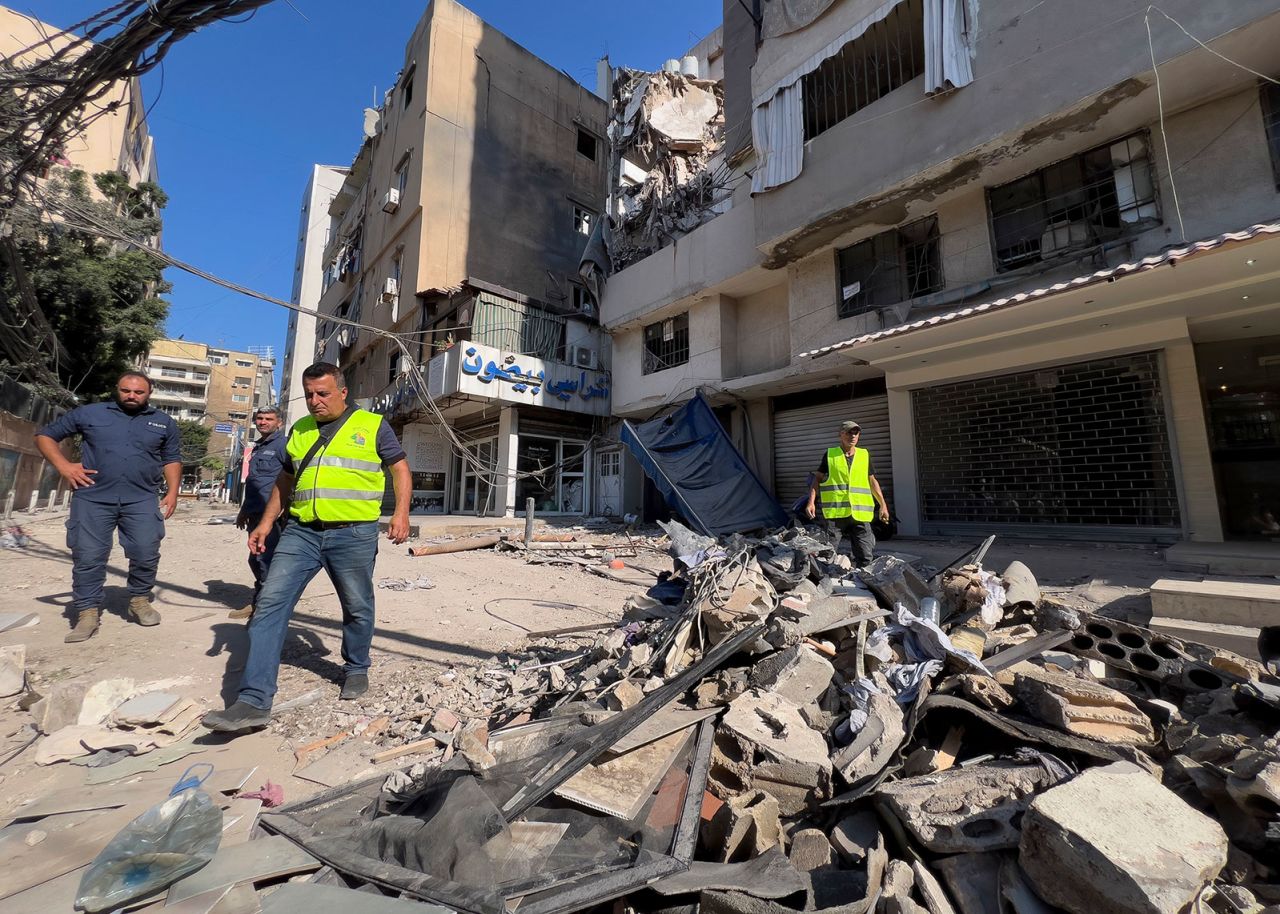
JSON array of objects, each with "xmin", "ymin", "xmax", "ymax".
[
  {"xmin": 714, "ymin": 689, "xmax": 831, "ymax": 814},
  {"xmin": 786, "ymin": 828, "xmax": 833, "ymax": 872},
  {"xmin": 876, "ymin": 762, "xmax": 1060, "ymax": 853},
  {"xmin": 1013, "ymin": 665, "xmax": 1155, "ymax": 745},
  {"xmin": 704, "ymin": 789, "xmax": 783, "ymax": 863},
  {"xmin": 749, "ymin": 645, "xmax": 835, "ymax": 705},
  {"xmin": 0, "ymin": 644, "xmax": 25, "ymax": 698},
  {"xmin": 1019, "ymin": 762, "xmax": 1229, "ymax": 914},
  {"xmin": 29, "ymin": 680, "xmax": 88, "ymax": 734},
  {"xmin": 830, "ymin": 810, "xmax": 881, "ymax": 865}
]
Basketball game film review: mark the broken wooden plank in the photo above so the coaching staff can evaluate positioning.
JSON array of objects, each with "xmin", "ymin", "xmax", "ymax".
[
  {"xmin": 293, "ymin": 731, "xmax": 350, "ymax": 766},
  {"xmin": 985, "ymin": 630, "xmax": 1073, "ymax": 673},
  {"xmin": 371, "ymin": 736, "xmax": 441, "ymax": 764}
]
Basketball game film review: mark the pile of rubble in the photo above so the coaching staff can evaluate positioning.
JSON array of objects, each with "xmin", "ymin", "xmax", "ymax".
[
  {"xmin": 256, "ymin": 522, "xmax": 1280, "ymax": 914},
  {"xmin": 609, "ymin": 67, "xmax": 727, "ymax": 268}
]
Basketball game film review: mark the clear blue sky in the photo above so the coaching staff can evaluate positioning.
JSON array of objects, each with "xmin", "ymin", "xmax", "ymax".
[{"xmin": 25, "ymin": 0, "xmax": 722, "ymax": 388}]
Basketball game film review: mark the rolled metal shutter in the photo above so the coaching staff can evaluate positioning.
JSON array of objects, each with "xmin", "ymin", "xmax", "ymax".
[{"xmin": 773, "ymin": 395, "xmax": 893, "ymax": 511}]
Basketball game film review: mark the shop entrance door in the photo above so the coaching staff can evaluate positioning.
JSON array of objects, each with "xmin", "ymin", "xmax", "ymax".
[{"xmin": 1196, "ymin": 335, "xmax": 1280, "ymax": 540}]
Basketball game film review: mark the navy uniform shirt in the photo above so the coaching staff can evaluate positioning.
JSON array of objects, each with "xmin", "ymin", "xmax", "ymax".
[
  {"xmin": 241, "ymin": 429, "xmax": 286, "ymax": 518},
  {"xmin": 38, "ymin": 401, "xmax": 181, "ymax": 504}
]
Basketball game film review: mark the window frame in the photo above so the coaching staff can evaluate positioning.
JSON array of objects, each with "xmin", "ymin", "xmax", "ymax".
[
  {"xmin": 401, "ymin": 65, "xmax": 416, "ymax": 110},
  {"xmin": 834, "ymin": 215, "xmax": 943, "ymax": 319},
  {"xmin": 576, "ymin": 127, "xmax": 598, "ymax": 162},
  {"xmin": 1260, "ymin": 79, "xmax": 1280, "ymax": 190},
  {"xmin": 573, "ymin": 205, "xmax": 595, "ymax": 237},
  {"xmin": 641, "ymin": 312, "xmax": 690, "ymax": 375}
]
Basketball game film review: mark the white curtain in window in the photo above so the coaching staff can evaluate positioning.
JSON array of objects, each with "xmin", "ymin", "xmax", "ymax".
[
  {"xmin": 751, "ymin": 82, "xmax": 804, "ymax": 194},
  {"xmin": 923, "ymin": 0, "xmax": 973, "ymax": 94}
]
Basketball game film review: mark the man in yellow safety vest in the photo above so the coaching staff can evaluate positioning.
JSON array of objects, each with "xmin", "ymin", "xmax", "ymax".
[
  {"xmin": 804, "ymin": 420, "xmax": 889, "ymax": 567},
  {"xmin": 204, "ymin": 362, "xmax": 412, "ymax": 732}
]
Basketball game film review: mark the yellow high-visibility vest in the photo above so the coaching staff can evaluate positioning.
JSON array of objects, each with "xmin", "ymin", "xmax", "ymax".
[
  {"xmin": 820, "ymin": 446, "xmax": 875, "ymax": 522},
  {"xmin": 286, "ymin": 410, "xmax": 386, "ymax": 523}
]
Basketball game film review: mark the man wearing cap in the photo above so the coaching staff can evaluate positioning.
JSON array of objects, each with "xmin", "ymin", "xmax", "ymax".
[{"xmin": 804, "ymin": 420, "xmax": 889, "ymax": 567}]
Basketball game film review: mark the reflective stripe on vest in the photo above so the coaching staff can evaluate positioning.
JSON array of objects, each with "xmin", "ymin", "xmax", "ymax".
[
  {"xmin": 286, "ymin": 409, "xmax": 387, "ymax": 523},
  {"xmin": 820, "ymin": 446, "xmax": 875, "ymax": 522}
]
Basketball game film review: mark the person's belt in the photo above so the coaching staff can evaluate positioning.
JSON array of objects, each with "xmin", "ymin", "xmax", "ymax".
[{"xmin": 293, "ymin": 519, "xmax": 364, "ymax": 531}]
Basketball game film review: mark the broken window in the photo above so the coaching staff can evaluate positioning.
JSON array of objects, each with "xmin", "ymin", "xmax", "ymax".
[
  {"xmin": 836, "ymin": 215, "xmax": 942, "ymax": 318},
  {"xmin": 802, "ymin": 0, "xmax": 925, "ymax": 141},
  {"xmin": 576, "ymin": 127, "xmax": 597, "ymax": 161},
  {"xmin": 1260, "ymin": 80, "xmax": 1280, "ymax": 189},
  {"xmin": 573, "ymin": 205, "xmax": 595, "ymax": 236},
  {"xmin": 988, "ymin": 132, "xmax": 1160, "ymax": 271},
  {"xmin": 395, "ymin": 154, "xmax": 411, "ymax": 197},
  {"xmin": 571, "ymin": 285, "xmax": 591, "ymax": 312},
  {"xmin": 388, "ymin": 348, "xmax": 402, "ymax": 387},
  {"xmin": 401, "ymin": 66, "xmax": 415, "ymax": 109},
  {"xmin": 642, "ymin": 313, "xmax": 690, "ymax": 375}
]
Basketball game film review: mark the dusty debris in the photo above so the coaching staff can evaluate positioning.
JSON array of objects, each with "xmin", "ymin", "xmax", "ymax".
[
  {"xmin": 1020, "ymin": 762, "xmax": 1230, "ymax": 914},
  {"xmin": 1011, "ymin": 664, "xmax": 1157, "ymax": 745}
]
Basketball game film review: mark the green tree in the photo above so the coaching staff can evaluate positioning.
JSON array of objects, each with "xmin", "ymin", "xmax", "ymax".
[
  {"xmin": 177, "ymin": 420, "xmax": 211, "ymax": 468},
  {"xmin": 201, "ymin": 454, "xmax": 227, "ymax": 477},
  {"xmin": 1, "ymin": 169, "xmax": 170, "ymax": 401}
]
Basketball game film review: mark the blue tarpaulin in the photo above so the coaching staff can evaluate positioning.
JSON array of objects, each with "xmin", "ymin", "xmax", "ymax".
[{"xmin": 621, "ymin": 393, "xmax": 788, "ymax": 536}]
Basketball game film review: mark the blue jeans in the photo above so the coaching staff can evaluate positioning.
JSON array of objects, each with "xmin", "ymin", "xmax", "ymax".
[
  {"xmin": 237, "ymin": 520, "xmax": 380, "ymax": 710},
  {"xmin": 66, "ymin": 497, "xmax": 166, "ymax": 611}
]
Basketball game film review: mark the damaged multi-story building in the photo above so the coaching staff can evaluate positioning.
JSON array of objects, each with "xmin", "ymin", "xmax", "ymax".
[
  {"xmin": 296, "ymin": 0, "xmax": 611, "ymax": 518},
  {"xmin": 598, "ymin": 0, "xmax": 1280, "ymax": 566}
]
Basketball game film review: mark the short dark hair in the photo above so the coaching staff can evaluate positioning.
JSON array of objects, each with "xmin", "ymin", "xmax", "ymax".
[
  {"xmin": 117, "ymin": 370, "xmax": 152, "ymax": 389},
  {"xmin": 302, "ymin": 362, "xmax": 345, "ymax": 387},
  {"xmin": 253, "ymin": 405, "xmax": 282, "ymax": 419}
]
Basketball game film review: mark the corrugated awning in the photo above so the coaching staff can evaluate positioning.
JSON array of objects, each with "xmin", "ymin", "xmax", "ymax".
[{"xmin": 800, "ymin": 221, "xmax": 1280, "ymax": 359}]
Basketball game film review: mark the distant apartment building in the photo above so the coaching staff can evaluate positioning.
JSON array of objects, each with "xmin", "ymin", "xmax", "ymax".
[
  {"xmin": 599, "ymin": 0, "xmax": 1280, "ymax": 562},
  {"xmin": 143, "ymin": 339, "xmax": 272, "ymax": 477},
  {"xmin": 283, "ymin": 165, "xmax": 348, "ymax": 429},
  {"xmin": 304, "ymin": 0, "xmax": 609, "ymax": 517}
]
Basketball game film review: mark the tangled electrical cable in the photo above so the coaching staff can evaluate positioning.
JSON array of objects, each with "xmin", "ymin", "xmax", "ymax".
[
  {"xmin": 0, "ymin": 0, "xmax": 276, "ymax": 206},
  {"xmin": 24, "ymin": 186, "xmax": 618, "ymax": 488}
]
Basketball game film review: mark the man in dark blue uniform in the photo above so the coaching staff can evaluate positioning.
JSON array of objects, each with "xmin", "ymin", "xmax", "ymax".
[
  {"xmin": 229, "ymin": 405, "xmax": 287, "ymax": 621},
  {"xmin": 35, "ymin": 371, "xmax": 182, "ymax": 642}
]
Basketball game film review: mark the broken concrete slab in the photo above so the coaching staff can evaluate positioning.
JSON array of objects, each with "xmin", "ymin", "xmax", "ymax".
[
  {"xmin": 875, "ymin": 761, "xmax": 1061, "ymax": 853},
  {"xmin": 830, "ymin": 810, "xmax": 881, "ymax": 865},
  {"xmin": 933, "ymin": 853, "xmax": 1003, "ymax": 914},
  {"xmin": 831, "ymin": 684, "xmax": 904, "ymax": 787},
  {"xmin": 714, "ymin": 689, "xmax": 831, "ymax": 814},
  {"xmin": 29, "ymin": 680, "xmax": 89, "ymax": 734},
  {"xmin": 1013, "ymin": 665, "xmax": 1155, "ymax": 745},
  {"xmin": 0, "ymin": 644, "xmax": 25, "ymax": 697},
  {"xmin": 703, "ymin": 788, "xmax": 783, "ymax": 863},
  {"xmin": 1019, "ymin": 762, "xmax": 1229, "ymax": 914},
  {"xmin": 912, "ymin": 860, "xmax": 958, "ymax": 914},
  {"xmin": 112, "ymin": 690, "xmax": 180, "ymax": 725},
  {"xmin": 786, "ymin": 827, "xmax": 833, "ymax": 872},
  {"xmin": 748, "ymin": 645, "xmax": 835, "ymax": 706},
  {"xmin": 650, "ymin": 845, "xmax": 806, "ymax": 899},
  {"xmin": 881, "ymin": 859, "xmax": 927, "ymax": 914},
  {"xmin": 76, "ymin": 679, "xmax": 136, "ymax": 726}
]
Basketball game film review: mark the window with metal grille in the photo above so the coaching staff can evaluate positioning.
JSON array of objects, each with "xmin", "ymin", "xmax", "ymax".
[
  {"xmin": 912, "ymin": 352, "xmax": 1180, "ymax": 532},
  {"xmin": 642, "ymin": 313, "xmax": 690, "ymax": 375},
  {"xmin": 836, "ymin": 216, "xmax": 942, "ymax": 318},
  {"xmin": 1260, "ymin": 81, "xmax": 1280, "ymax": 189},
  {"xmin": 802, "ymin": 0, "xmax": 925, "ymax": 141},
  {"xmin": 988, "ymin": 132, "xmax": 1160, "ymax": 271}
]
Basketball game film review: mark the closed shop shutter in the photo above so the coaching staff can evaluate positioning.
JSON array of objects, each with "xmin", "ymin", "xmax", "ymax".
[
  {"xmin": 773, "ymin": 395, "xmax": 893, "ymax": 511},
  {"xmin": 912, "ymin": 351, "xmax": 1180, "ymax": 538}
]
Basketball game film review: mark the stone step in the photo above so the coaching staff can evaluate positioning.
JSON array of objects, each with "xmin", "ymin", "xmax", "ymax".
[
  {"xmin": 1146, "ymin": 616, "xmax": 1260, "ymax": 660},
  {"xmin": 1149, "ymin": 578, "xmax": 1280, "ymax": 629},
  {"xmin": 1164, "ymin": 542, "xmax": 1280, "ymax": 576}
]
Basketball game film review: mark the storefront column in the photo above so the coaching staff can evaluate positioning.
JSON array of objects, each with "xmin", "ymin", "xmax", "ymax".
[
  {"xmin": 495, "ymin": 406, "xmax": 518, "ymax": 517},
  {"xmin": 887, "ymin": 386, "xmax": 920, "ymax": 536},
  {"xmin": 1163, "ymin": 341, "xmax": 1224, "ymax": 543}
]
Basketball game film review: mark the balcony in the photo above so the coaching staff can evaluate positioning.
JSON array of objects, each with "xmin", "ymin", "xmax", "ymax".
[
  {"xmin": 148, "ymin": 352, "xmax": 209, "ymax": 370},
  {"xmin": 151, "ymin": 388, "xmax": 206, "ymax": 405},
  {"xmin": 151, "ymin": 366, "xmax": 209, "ymax": 384}
]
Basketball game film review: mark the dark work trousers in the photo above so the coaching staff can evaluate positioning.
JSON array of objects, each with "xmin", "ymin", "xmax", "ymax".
[
  {"xmin": 66, "ymin": 497, "xmax": 166, "ymax": 611},
  {"xmin": 826, "ymin": 517, "xmax": 876, "ymax": 567},
  {"xmin": 246, "ymin": 515, "xmax": 283, "ymax": 608}
]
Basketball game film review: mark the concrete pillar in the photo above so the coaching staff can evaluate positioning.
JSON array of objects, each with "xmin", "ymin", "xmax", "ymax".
[
  {"xmin": 495, "ymin": 406, "xmax": 518, "ymax": 517},
  {"xmin": 28, "ymin": 489, "xmax": 39, "ymax": 512},
  {"xmin": 45, "ymin": 490, "xmax": 56, "ymax": 510},
  {"xmin": 887, "ymin": 386, "xmax": 920, "ymax": 536},
  {"xmin": 3, "ymin": 490, "xmax": 14, "ymax": 519},
  {"xmin": 1162, "ymin": 341, "xmax": 1223, "ymax": 543},
  {"xmin": 61, "ymin": 489, "xmax": 70, "ymax": 508}
]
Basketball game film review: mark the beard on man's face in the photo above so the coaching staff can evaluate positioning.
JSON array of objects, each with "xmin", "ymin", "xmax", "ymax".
[{"xmin": 116, "ymin": 394, "xmax": 148, "ymax": 414}]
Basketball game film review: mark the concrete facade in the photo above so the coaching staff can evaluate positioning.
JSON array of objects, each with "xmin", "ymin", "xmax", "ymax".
[
  {"xmin": 313, "ymin": 0, "xmax": 612, "ymax": 517},
  {"xmin": 599, "ymin": 0, "xmax": 1280, "ymax": 544},
  {"xmin": 282, "ymin": 165, "xmax": 347, "ymax": 429}
]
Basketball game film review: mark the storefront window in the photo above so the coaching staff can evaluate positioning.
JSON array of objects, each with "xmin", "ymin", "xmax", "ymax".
[{"xmin": 516, "ymin": 435, "xmax": 587, "ymax": 514}]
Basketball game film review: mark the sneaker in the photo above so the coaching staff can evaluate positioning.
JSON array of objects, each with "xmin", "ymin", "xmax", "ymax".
[
  {"xmin": 202, "ymin": 701, "xmax": 271, "ymax": 733},
  {"xmin": 340, "ymin": 673, "xmax": 369, "ymax": 701}
]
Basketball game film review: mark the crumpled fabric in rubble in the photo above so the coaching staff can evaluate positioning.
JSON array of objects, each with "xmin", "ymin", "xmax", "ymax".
[
  {"xmin": 864, "ymin": 606, "xmax": 989, "ymax": 703},
  {"xmin": 658, "ymin": 519, "xmax": 724, "ymax": 570}
]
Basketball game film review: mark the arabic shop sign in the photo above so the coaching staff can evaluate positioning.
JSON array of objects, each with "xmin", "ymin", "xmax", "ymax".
[{"xmin": 451, "ymin": 342, "xmax": 611, "ymax": 416}]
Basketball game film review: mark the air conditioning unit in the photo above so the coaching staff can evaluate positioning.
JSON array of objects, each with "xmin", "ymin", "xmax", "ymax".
[
  {"xmin": 380, "ymin": 277, "xmax": 399, "ymax": 303},
  {"xmin": 570, "ymin": 345, "xmax": 597, "ymax": 369},
  {"xmin": 381, "ymin": 188, "xmax": 401, "ymax": 213}
]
